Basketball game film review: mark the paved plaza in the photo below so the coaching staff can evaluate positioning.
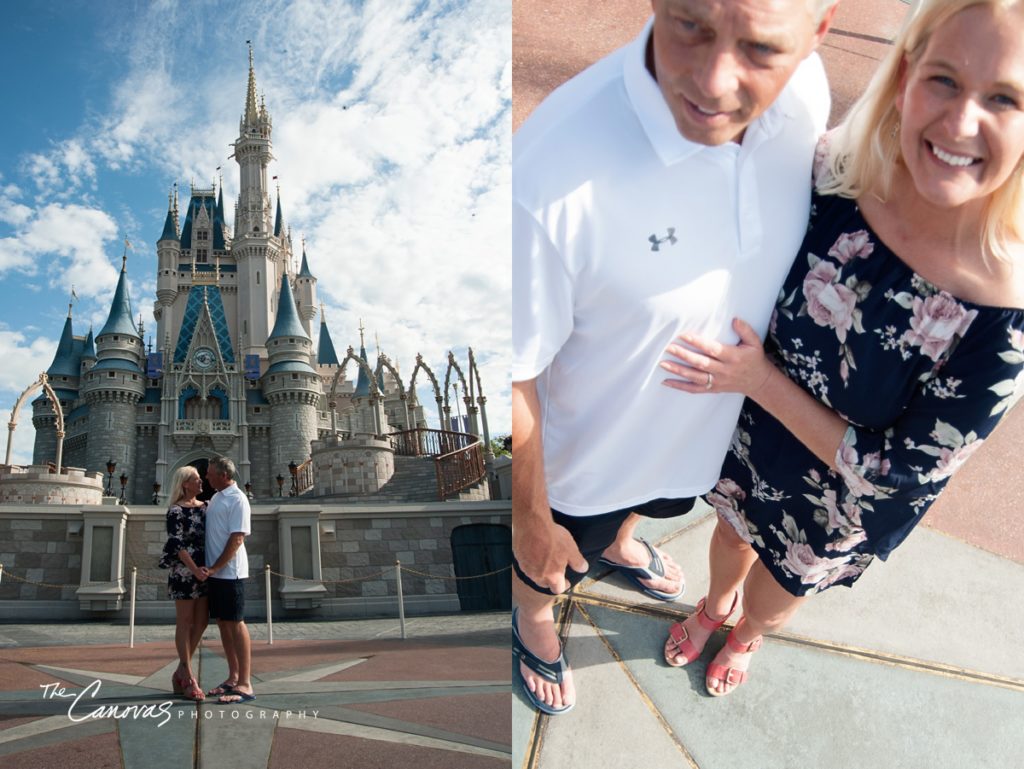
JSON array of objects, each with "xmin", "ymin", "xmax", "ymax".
[{"xmin": 0, "ymin": 614, "xmax": 511, "ymax": 769}]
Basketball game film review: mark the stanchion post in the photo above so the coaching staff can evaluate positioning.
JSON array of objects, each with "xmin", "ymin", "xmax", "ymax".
[
  {"xmin": 265, "ymin": 564, "xmax": 273, "ymax": 645},
  {"xmin": 0, "ymin": 563, "xmax": 4, "ymax": 587},
  {"xmin": 395, "ymin": 559, "xmax": 406, "ymax": 640},
  {"xmin": 129, "ymin": 566, "xmax": 137, "ymax": 649}
]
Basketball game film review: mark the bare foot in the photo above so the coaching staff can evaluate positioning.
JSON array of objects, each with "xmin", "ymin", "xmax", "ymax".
[
  {"xmin": 514, "ymin": 610, "xmax": 574, "ymax": 712},
  {"xmin": 600, "ymin": 538, "xmax": 683, "ymax": 596}
]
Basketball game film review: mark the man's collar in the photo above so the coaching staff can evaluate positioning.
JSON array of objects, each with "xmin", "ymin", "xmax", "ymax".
[{"xmin": 623, "ymin": 16, "xmax": 786, "ymax": 165}]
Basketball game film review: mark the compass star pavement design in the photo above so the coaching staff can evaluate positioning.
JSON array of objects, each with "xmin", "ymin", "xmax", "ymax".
[{"xmin": 0, "ymin": 638, "xmax": 511, "ymax": 768}]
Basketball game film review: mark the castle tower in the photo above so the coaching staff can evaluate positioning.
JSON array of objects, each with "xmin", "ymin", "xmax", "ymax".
[
  {"xmin": 155, "ymin": 188, "xmax": 180, "ymax": 347},
  {"xmin": 232, "ymin": 47, "xmax": 281, "ymax": 361},
  {"xmin": 32, "ymin": 304, "xmax": 82, "ymax": 465},
  {"xmin": 80, "ymin": 257, "xmax": 146, "ymax": 494},
  {"xmin": 294, "ymin": 243, "xmax": 317, "ymax": 338},
  {"xmin": 262, "ymin": 274, "xmax": 320, "ymax": 481}
]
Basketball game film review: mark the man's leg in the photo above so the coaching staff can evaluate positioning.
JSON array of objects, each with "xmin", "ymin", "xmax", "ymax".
[
  {"xmin": 513, "ymin": 574, "xmax": 573, "ymax": 711},
  {"xmin": 230, "ymin": 620, "xmax": 253, "ymax": 696},
  {"xmin": 217, "ymin": 619, "xmax": 240, "ymax": 685},
  {"xmin": 600, "ymin": 512, "xmax": 684, "ymax": 596}
]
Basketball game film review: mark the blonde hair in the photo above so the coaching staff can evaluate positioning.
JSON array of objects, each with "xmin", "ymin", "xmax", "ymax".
[
  {"xmin": 167, "ymin": 466, "xmax": 200, "ymax": 508},
  {"xmin": 818, "ymin": 0, "xmax": 1024, "ymax": 262}
]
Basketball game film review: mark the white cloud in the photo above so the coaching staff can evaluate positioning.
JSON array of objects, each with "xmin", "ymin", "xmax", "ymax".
[{"xmin": 0, "ymin": 327, "xmax": 62, "ymax": 465}]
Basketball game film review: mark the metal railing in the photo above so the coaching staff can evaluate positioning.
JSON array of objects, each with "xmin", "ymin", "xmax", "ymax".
[
  {"xmin": 388, "ymin": 428, "xmax": 486, "ymax": 500},
  {"xmin": 293, "ymin": 458, "xmax": 314, "ymax": 496}
]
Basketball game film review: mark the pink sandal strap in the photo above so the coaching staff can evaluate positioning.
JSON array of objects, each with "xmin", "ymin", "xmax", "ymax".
[
  {"xmin": 694, "ymin": 593, "xmax": 738, "ymax": 631},
  {"xmin": 724, "ymin": 630, "xmax": 762, "ymax": 654},
  {"xmin": 706, "ymin": 662, "xmax": 749, "ymax": 687},
  {"xmin": 664, "ymin": 593, "xmax": 739, "ymax": 667}
]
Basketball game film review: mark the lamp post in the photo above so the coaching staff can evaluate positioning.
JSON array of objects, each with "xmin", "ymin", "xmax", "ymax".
[
  {"xmin": 105, "ymin": 460, "xmax": 116, "ymax": 497},
  {"xmin": 276, "ymin": 474, "xmax": 284, "ymax": 497},
  {"xmin": 152, "ymin": 482, "xmax": 161, "ymax": 505},
  {"xmin": 288, "ymin": 461, "xmax": 298, "ymax": 496},
  {"xmin": 118, "ymin": 473, "xmax": 128, "ymax": 505}
]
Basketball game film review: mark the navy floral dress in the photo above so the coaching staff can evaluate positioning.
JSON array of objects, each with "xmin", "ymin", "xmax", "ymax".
[
  {"xmin": 709, "ymin": 189, "xmax": 1024, "ymax": 597},
  {"xmin": 160, "ymin": 503, "xmax": 208, "ymax": 600}
]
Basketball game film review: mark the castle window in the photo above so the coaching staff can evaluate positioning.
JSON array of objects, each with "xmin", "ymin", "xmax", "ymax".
[
  {"xmin": 196, "ymin": 249, "xmax": 208, "ymax": 263},
  {"xmin": 292, "ymin": 374, "xmax": 298, "ymax": 380},
  {"xmin": 108, "ymin": 372, "xmax": 116, "ymax": 378},
  {"xmin": 254, "ymin": 407, "xmax": 262, "ymax": 414},
  {"xmin": 256, "ymin": 272, "xmax": 261, "ymax": 285},
  {"xmin": 146, "ymin": 406, "xmax": 154, "ymax": 413},
  {"xmin": 197, "ymin": 230, "xmax": 209, "ymax": 241}
]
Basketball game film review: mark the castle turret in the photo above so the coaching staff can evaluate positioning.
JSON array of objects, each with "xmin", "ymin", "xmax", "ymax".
[
  {"xmin": 155, "ymin": 188, "xmax": 181, "ymax": 345},
  {"xmin": 294, "ymin": 243, "xmax": 317, "ymax": 336},
  {"xmin": 232, "ymin": 47, "xmax": 281, "ymax": 361},
  {"xmin": 262, "ymin": 275, "xmax": 320, "ymax": 480},
  {"xmin": 32, "ymin": 305, "xmax": 83, "ymax": 465},
  {"xmin": 80, "ymin": 256, "xmax": 146, "ymax": 498}
]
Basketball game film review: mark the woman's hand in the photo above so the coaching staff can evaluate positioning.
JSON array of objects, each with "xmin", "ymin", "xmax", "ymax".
[{"xmin": 660, "ymin": 318, "xmax": 776, "ymax": 397}]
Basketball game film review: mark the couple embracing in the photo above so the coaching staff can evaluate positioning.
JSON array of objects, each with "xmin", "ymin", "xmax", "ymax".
[{"xmin": 512, "ymin": 0, "xmax": 1024, "ymax": 714}]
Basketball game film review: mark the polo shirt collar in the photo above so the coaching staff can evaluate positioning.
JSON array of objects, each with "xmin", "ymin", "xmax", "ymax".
[{"xmin": 623, "ymin": 16, "xmax": 787, "ymax": 166}]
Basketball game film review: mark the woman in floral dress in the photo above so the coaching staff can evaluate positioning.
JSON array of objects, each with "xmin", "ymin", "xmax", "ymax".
[
  {"xmin": 159, "ymin": 466, "xmax": 208, "ymax": 700},
  {"xmin": 659, "ymin": 0, "xmax": 1024, "ymax": 696}
]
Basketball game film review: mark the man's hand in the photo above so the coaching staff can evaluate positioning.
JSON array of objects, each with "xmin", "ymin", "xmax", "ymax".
[
  {"xmin": 513, "ymin": 516, "xmax": 588, "ymax": 595},
  {"xmin": 199, "ymin": 566, "xmax": 213, "ymax": 579}
]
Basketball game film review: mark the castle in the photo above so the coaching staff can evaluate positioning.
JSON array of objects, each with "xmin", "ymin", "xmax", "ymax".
[{"xmin": 28, "ymin": 52, "xmax": 490, "ymax": 505}]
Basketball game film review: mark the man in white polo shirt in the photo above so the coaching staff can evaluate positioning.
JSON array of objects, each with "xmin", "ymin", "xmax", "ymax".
[
  {"xmin": 512, "ymin": 0, "xmax": 839, "ymax": 715},
  {"xmin": 200, "ymin": 455, "xmax": 255, "ymax": 703}
]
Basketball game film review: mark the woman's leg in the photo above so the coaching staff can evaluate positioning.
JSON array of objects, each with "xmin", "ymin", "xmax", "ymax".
[
  {"xmin": 665, "ymin": 518, "xmax": 758, "ymax": 663},
  {"xmin": 189, "ymin": 596, "xmax": 209, "ymax": 661},
  {"xmin": 174, "ymin": 599, "xmax": 194, "ymax": 673},
  {"xmin": 705, "ymin": 559, "xmax": 806, "ymax": 694}
]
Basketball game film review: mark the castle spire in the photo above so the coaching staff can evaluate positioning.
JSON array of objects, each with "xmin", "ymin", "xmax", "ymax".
[
  {"xmin": 317, "ymin": 304, "xmax": 339, "ymax": 366},
  {"xmin": 244, "ymin": 42, "xmax": 259, "ymax": 128}
]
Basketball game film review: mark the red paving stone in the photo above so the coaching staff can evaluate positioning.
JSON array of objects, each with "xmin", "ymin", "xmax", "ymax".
[
  {"xmin": 1, "ymin": 729, "xmax": 121, "ymax": 769},
  {"xmin": 268, "ymin": 729, "xmax": 508, "ymax": 769},
  {"xmin": 0, "ymin": 643, "xmax": 177, "ymax": 677},
  {"xmin": 324, "ymin": 645, "xmax": 505, "ymax": 682},
  {"xmin": 0, "ymin": 662, "xmax": 77, "ymax": 693},
  {"xmin": 513, "ymin": 0, "xmax": 1024, "ymax": 565},
  {"xmin": 345, "ymin": 692, "xmax": 511, "ymax": 746}
]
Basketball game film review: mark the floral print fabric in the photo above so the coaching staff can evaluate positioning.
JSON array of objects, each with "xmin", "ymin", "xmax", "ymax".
[
  {"xmin": 160, "ymin": 503, "xmax": 208, "ymax": 600},
  {"xmin": 712, "ymin": 190, "xmax": 1024, "ymax": 597}
]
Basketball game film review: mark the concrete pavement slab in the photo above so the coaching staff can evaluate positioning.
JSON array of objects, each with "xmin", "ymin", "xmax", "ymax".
[
  {"xmin": 517, "ymin": 603, "xmax": 690, "ymax": 769},
  {"xmin": 586, "ymin": 603, "xmax": 1024, "ymax": 769},
  {"xmin": 580, "ymin": 516, "xmax": 1024, "ymax": 683},
  {"xmin": 119, "ymin": 702, "xmax": 196, "ymax": 769},
  {"xmin": 196, "ymin": 703, "xmax": 277, "ymax": 769}
]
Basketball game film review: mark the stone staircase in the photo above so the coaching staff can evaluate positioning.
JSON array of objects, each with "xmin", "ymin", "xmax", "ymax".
[{"xmin": 308, "ymin": 455, "xmax": 489, "ymax": 503}]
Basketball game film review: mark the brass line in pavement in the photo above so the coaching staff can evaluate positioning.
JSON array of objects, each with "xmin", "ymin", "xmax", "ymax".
[
  {"xmin": 576, "ymin": 603, "xmax": 701, "ymax": 769},
  {"xmin": 519, "ymin": 600, "xmax": 576, "ymax": 769},
  {"xmin": 567, "ymin": 593, "xmax": 1024, "ymax": 693}
]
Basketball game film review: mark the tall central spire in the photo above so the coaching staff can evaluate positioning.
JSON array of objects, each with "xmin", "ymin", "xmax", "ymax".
[{"xmin": 244, "ymin": 43, "xmax": 259, "ymax": 128}]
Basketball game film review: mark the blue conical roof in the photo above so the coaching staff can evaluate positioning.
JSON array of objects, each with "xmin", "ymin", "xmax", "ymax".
[
  {"xmin": 268, "ymin": 275, "xmax": 309, "ymax": 340},
  {"xmin": 354, "ymin": 343, "xmax": 371, "ymax": 397},
  {"xmin": 274, "ymin": 195, "xmax": 283, "ymax": 237},
  {"xmin": 317, "ymin": 317, "xmax": 339, "ymax": 365},
  {"xmin": 98, "ymin": 262, "xmax": 138, "ymax": 338},
  {"xmin": 298, "ymin": 246, "xmax": 314, "ymax": 278},
  {"xmin": 83, "ymin": 328, "xmax": 96, "ymax": 359},
  {"xmin": 47, "ymin": 314, "xmax": 80, "ymax": 378},
  {"xmin": 159, "ymin": 207, "xmax": 178, "ymax": 241}
]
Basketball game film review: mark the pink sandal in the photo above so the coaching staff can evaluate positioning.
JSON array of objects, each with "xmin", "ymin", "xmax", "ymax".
[
  {"xmin": 663, "ymin": 592, "xmax": 738, "ymax": 668},
  {"xmin": 705, "ymin": 626, "xmax": 763, "ymax": 697}
]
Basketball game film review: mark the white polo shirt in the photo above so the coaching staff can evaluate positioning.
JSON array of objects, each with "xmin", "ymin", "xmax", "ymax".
[
  {"xmin": 204, "ymin": 483, "xmax": 251, "ymax": 579},
  {"xmin": 513, "ymin": 18, "xmax": 829, "ymax": 517}
]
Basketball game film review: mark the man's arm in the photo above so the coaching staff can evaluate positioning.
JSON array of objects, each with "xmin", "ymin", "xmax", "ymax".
[
  {"xmin": 512, "ymin": 378, "xmax": 588, "ymax": 593},
  {"xmin": 204, "ymin": 532, "xmax": 246, "ymax": 576}
]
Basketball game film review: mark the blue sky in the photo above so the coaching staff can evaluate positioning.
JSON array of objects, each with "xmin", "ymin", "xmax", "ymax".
[{"xmin": 0, "ymin": 0, "xmax": 511, "ymax": 464}]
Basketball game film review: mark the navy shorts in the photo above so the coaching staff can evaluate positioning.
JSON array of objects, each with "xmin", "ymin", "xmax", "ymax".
[
  {"xmin": 513, "ymin": 497, "xmax": 697, "ymax": 596},
  {"xmin": 207, "ymin": 577, "xmax": 246, "ymax": 621}
]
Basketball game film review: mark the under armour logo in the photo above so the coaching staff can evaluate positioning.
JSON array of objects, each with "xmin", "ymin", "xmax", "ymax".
[{"xmin": 649, "ymin": 228, "xmax": 677, "ymax": 251}]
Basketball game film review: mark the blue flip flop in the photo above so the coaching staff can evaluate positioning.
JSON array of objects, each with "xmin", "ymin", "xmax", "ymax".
[
  {"xmin": 512, "ymin": 609, "xmax": 574, "ymax": 716},
  {"xmin": 598, "ymin": 538, "xmax": 684, "ymax": 601}
]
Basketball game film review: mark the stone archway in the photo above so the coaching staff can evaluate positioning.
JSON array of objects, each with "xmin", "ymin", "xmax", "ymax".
[{"xmin": 5, "ymin": 373, "xmax": 66, "ymax": 472}]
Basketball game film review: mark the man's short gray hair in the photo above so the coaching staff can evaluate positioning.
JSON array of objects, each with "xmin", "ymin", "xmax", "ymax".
[{"xmin": 209, "ymin": 455, "xmax": 237, "ymax": 481}]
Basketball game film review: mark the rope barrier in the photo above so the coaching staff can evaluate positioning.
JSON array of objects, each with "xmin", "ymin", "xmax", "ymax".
[{"xmin": 0, "ymin": 561, "xmax": 512, "ymax": 590}]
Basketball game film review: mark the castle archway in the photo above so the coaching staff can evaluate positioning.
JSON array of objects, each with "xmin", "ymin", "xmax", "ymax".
[{"xmin": 5, "ymin": 373, "xmax": 66, "ymax": 472}]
